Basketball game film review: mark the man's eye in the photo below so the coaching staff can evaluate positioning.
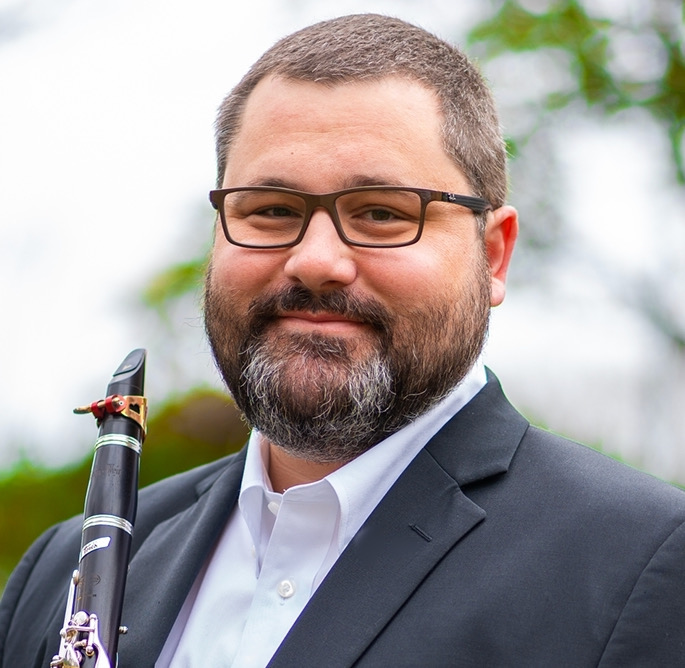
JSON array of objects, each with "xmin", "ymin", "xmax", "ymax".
[
  {"xmin": 367, "ymin": 208, "xmax": 394, "ymax": 221},
  {"xmin": 358, "ymin": 207, "xmax": 413, "ymax": 223},
  {"xmin": 255, "ymin": 206, "xmax": 297, "ymax": 217}
]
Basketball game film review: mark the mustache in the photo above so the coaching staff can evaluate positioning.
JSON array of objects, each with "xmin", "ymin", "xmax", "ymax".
[{"xmin": 246, "ymin": 285, "xmax": 394, "ymax": 334}]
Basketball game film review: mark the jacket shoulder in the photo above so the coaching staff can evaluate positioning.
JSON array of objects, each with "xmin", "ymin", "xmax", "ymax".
[
  {"xmin": 138, "ymin": 450, "xmax": 244, "ymax": 514},
  {"xmin": 520, "ymin": 425, "xmax": 685, "ymax": 514}
]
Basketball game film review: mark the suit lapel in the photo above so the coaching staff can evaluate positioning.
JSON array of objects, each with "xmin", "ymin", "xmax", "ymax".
[
  {"xmin": 269, "ymin": 373, "xmax": 528, "ymax": 668},
  {"xmin": 118, "ymin": 450, "xmax": 246, "ymax": 666}
]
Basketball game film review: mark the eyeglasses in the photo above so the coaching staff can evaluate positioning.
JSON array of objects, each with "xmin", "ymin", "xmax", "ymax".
[{"xmin": 208, "ymin": 186, "xmax": 490, "ymax": 249}]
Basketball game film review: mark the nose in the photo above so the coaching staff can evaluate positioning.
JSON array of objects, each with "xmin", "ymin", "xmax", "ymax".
[{"xmin": 283, "ymin": 208, "xmax": 357, "ymax": 292}]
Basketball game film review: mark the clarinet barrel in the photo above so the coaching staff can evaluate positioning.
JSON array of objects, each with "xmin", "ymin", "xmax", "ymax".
[{"xmin": 51, "ymin": 348, "xmax": 147, "ymax": 668}]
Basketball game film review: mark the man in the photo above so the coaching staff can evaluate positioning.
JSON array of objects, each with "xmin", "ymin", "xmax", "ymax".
[{"xmin": 2, "ymin": 13, "xmax": 685, "ymax": 667}]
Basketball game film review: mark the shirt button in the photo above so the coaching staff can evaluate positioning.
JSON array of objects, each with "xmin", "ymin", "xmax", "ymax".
[
  {"xmin": 277, "ymin": 579, "xmax": 296, "ymax": 599},
  {"xmin": 267, "ymin": 501, "xmax": 280, "ymax": 515}
]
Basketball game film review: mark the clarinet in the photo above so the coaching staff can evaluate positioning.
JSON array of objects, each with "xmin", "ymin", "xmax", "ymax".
[{"xmin": 51, "ymin": 349, "xmax": 148, "ymax": 668}]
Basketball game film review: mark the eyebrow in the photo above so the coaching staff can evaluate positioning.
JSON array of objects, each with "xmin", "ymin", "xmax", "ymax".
[
  {"xmin": 342, "ymin": 175, "xmax": 406, "ymax": 189},
  {"xmin": 246, "ymin": 177, "xmax": 297, "ymax": 189},
  {"xmin": 243, "ymin": 175, "xmax": 408, "ymax": 191}
]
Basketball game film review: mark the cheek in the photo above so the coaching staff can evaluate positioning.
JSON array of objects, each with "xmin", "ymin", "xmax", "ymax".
[
  {"xmin": 210, "ymin": 241, "xmax": 284, "ymax": 296},
  {"xmin": 365, "ymin": 244, "xmax": 467, "ymax": 297},
  {"xmin": 380, "ymin": 241, "xmax": 486, "ymax": 313}
]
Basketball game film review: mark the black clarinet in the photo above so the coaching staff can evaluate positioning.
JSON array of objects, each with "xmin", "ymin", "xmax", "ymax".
[{"xmin": 51, "ymin": 349, "xmax": 148, "ymax": 668}]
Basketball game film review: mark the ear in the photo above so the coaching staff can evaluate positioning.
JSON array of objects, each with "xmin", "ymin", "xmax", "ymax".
[{"xmin": 484, "ymin": 205, "xmax": 518, "ymax": 307}]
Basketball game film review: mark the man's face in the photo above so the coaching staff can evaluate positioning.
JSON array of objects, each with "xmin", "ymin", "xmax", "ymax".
[{"xmin": 205, "ymin": 75, "xmax": 516, "ymax": 463}]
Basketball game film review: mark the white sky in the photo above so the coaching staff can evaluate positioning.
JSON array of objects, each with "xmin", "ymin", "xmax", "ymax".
[{"xmin": 0, "ymin": 0, "xmax": 682, "ymax": 481}]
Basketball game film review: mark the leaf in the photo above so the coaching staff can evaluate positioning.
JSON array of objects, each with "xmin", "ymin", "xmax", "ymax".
[{"xmin": 142, "ymin": 256, "xmax": 208, "ymax": 313}]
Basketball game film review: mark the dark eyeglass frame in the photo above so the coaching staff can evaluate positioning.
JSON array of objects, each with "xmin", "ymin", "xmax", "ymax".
[{"xmin": 208, "ymin": 185, "xmax": 491, "ymax": 249}]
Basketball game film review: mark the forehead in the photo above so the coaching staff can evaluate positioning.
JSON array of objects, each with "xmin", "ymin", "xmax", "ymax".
[{"xmin": 222, "ymin": 75, "xmax": 469, "ymax": 192}]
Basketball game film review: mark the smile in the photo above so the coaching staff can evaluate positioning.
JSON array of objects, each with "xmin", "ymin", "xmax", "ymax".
[{"xmin": 277, "ymin": 310, "xmax": 367, "ymax": 335}]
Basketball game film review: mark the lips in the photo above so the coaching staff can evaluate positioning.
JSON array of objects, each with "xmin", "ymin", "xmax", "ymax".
[
  {"xmin": 247, "ymin": 284, "xmax": 394, "ymax": 336},
  {"xmin": 277, "ymin": 310, "xmax": 366, "ymax": 334},
  {"xmin": 279, "ymin": 310, "xmax": 362, "ymax": 323}
]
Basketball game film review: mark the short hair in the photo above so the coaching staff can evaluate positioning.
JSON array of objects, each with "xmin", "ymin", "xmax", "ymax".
[{"xmin": 215, "ymin": 13, "xmax": 507, "ymax": 209}]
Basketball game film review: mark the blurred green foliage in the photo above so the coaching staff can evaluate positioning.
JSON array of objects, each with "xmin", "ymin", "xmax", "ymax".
[
  {"xmin": 469, "ymin": 0, "xmax": 685, "ymax": 183},
  {"xmin": 142, "ymin": 255, "xmax": 208, "ymax": 323},
  {"xmin": 467, "ymin": 0, "xmax": 685, "ymax": 355}
]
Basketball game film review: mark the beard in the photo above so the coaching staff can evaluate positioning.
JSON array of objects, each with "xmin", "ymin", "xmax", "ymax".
[{"xmin": 204, "ymin": 256, "xmax": 491, "ymax": 464}]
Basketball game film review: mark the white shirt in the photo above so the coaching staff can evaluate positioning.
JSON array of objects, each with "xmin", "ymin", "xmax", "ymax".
[{"xmin": 157, "ymin": 363, "xmax": 486, "ymax": 668}]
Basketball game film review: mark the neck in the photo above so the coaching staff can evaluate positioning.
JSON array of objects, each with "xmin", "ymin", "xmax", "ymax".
[{"xmin": 267, "ymin": 442, "xmax": 348, "ymax": 492}]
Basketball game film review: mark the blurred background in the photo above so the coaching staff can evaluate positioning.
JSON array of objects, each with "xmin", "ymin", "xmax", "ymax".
[{"xmin": 1, "ymin": 0, "xmax": 683, "ymax": 591}]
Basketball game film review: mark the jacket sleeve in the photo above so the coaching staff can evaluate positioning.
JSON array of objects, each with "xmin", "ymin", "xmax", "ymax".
[
  {"xmin": 599, "ymin": 519, "xmax": 685, "ymax": 665},
  {"xmin": 0, "ymin": 525, "xmax": 60, "ymax": 664}
]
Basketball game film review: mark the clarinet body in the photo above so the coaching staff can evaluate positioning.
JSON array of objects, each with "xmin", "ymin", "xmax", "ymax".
[{"xmin": 51, "ymin": 349, "xmax": 148, "ymax": 668}]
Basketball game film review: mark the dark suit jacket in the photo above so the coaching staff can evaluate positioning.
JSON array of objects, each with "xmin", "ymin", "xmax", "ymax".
[{"xmin": 2, "ymin": 374, "xmax": 685, "ymax": 667}]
